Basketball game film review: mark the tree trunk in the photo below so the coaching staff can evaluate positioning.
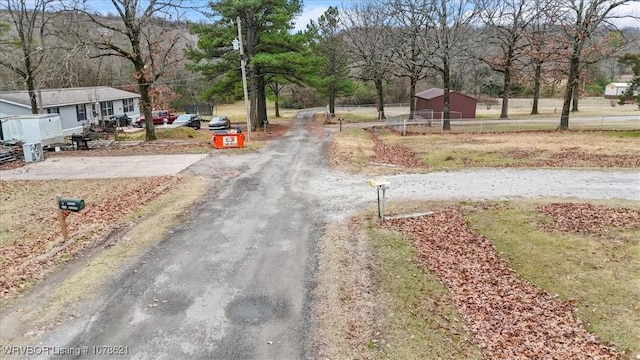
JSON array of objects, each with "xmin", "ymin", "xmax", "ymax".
[
  {"xmin": 249, "ymin": 63, "xmax": 258, "ymax": 131},
  {"xmin": 560, "ymin": 54, "xmax": 580, "ymax": 130},
  {"xmin": 257, "ymin": 73, "xmax": 267, "ymax": 127},
  {"xmin": 500, "ymin": 67, "xmax": 511, "ymax": 119},
  {"xmin": 442, "ymin": 60, "xmax": 451, "ymax": 131},
  {"xmin": 25, "ymin": 64, "xmax": 39, "ymax": 114},
  {"xmin": 329, "ymin": 87, "xmax": 336, "ymax": 118},
  {"xmin": 274, "ymin": 82, "xmax": 280, "ymax": 118},
  {"xmin": 571, "ymin": 80, "xmax": 579, "ymax": 112},
  {"xmin": 375, "ymin": 78, "xmax": 385, "ymax": 120},
  {"xmin": 138, "ymin": 80, "xmax": 157, "ymax": 141},
  {"xmin": 409, "ymin": 75, "xmax": 417, "ymax": 120},
  {"xmin": 531, "ymin": 60, "xmax": 542, "ymax": 115}
]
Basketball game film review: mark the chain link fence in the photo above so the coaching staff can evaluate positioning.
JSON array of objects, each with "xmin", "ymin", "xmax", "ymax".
[{"xmin": 384, "ymin": 114, "xmax": 640, "ymax": 134}]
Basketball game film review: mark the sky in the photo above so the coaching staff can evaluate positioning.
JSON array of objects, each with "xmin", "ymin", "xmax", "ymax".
[
  {"xmin": 293, "ymin": 0, "xmax": 343, "ymax": 32},
  {"xmin": 76, "ymin": 0, "xmax": 639, "ymax": 32}
]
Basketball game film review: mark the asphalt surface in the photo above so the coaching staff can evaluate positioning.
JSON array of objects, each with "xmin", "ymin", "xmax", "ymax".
[
  {"xmin": 27, "ymin": 110, "xmax": 325, "ymax": 360},
  {"xmin": 9, "ymin": 110, "xmax": 640, "ymax": 359}
]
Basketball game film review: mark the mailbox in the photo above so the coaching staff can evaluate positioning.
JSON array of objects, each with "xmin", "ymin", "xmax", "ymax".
[
  {"xmin": 58, "ymin": 198, "xmax": 85, "ymax": 212},
  {"xmin": 369, "ymin": 179, "xmax": 390, "ymax": 190}
]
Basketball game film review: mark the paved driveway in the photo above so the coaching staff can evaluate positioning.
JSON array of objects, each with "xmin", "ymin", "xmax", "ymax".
[{"xmin": 0, "ymin": 154, "xmax": 209, "ymax": 180}]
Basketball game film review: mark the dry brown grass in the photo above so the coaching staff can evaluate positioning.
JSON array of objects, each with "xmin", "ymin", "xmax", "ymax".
[
  {"xmin": 383, "ymin": 130, "xmax": 640, "ymax": 155},
  {"xmin": 1, "ymin": 176, "xmax": 208, "ymax": 342},
  {"xmin": 328, "ymin": 128, "xmax": 640, "ymax": 174},
  {"xmin": 0, "ymin": 176, "xmax": 191, "ymax": 299},
  {"xmin": 213, "ymin": 101, "xmax": 298, "ymax": 123}
]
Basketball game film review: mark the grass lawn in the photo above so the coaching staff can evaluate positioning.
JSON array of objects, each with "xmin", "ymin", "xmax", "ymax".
[
  {"xmin": 329, "ymin": 128, "xmax": 640, "ymax": 173},
  {"xmin": 314, "ymin": 200, "xmax": 640, "ymax": 358},
  {"xmin": 465, "ymin": 200, "xmax": 640, "ymax": 356}
]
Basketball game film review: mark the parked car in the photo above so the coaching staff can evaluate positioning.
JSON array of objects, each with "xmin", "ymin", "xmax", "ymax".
[
  {"xmin": 135, "ymin": 110, "xmax": 177, "ymax": 127},
  {"xmin": 173, "ymin": 114, "xmax": 201, "ymax": 129},
  {"xmin": 208, "ymin": 116, "xmax": 231, "ymax": 131}
]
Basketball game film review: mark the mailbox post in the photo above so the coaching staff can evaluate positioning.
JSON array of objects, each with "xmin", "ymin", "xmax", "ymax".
[
  {"xmin": 57, "ymin": 196, "xmax": 85, "ymax": 240},
  {"xmin": 369, "ymin": 179, "xmax": 390, "ymax": 222}
]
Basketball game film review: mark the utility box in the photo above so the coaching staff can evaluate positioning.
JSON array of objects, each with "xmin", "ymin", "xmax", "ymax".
[
  {"xmin": 58, "ymin": 198, "xmax": 85, "ymax": 212},
  {"xmin": 23, "ymin": 142, "xmax": 44, "ymax": 163},
  {"xmin": 1, "ymin": 114, "xmax": 64, "ymax": 148},
  {"xmin": 212, "ymin": 130, "xmax": 245, "ymax": 149}
]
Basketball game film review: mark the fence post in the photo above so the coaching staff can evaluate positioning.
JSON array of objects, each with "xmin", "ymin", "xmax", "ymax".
[{"xmin": 403, "ymin": 118, "xmax": 406, "ymax": 136}]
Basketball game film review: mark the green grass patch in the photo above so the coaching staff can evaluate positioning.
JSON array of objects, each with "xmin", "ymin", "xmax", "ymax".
[
  {"xmin": 465, "ymin": 201, "xmax": 640, "ymax": 355},
  {"xmin": 335, "ymin": 112, "xmax": 380, "ymax": 123},
  {"xmin": 605, "ymin": 130, "xmax": 640, "ymax": 138},
  {"xmin": 421, "ymin": 150, "xmax": 523, "ymax": 169},
  {"xmin": 367, "ymin": 226, "xmax": 482, "ymax": 359}
]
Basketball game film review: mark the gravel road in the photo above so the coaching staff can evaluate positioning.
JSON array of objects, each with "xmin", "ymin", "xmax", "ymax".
[{"xmin": 19, "ymin": 110, "xmax": 640, "ymax": 359}]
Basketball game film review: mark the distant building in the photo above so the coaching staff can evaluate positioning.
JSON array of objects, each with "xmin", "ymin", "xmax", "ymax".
[
  {"xmin": 414, "ymin": 88, "xmax": 477, "ymax": 119},
  {"xmin": 603, "ymin": 82, "xmax": 629, "ymax": 99},
  {"xmin": 0, "ymin": 86, "xmax": 140, "ymax": 135}
]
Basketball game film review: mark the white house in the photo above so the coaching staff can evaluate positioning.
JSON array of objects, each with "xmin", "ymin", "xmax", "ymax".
[
  {"xmin": 0, "ymin": 86, "xmax": 141, "ymax": 135},
  {"xmin": 604, "ymin": 82, "xmax": 629, "ymax": 99}
]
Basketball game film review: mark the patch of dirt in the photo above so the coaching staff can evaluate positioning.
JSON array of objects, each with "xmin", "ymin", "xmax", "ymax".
[
  {"xmin": 49, "ymin": 141, "xmax": 211, "ymax": 157},
  {"xmin": 384, "ymin": 208, "xmax": 623, "ymax": 359},
  {"xmin": 0, "ymin": 176, "xmax": 185, "ymax": 299},
  {"xmin": 0, "ymin": 160, "xmax": 25, "ymax": 171},
  {"xmin": 251, "ymin": 122, "xmax": 292, "ymax": 141},
  {"xmin": 536, "ymin": 203, "xmax": 640, "ymax": 236},
  {"xmin": 312, "ymin": 218, "xmax": 381, "ymax": 360},
  {"xmin": 367, "ymin": 129, "xmax": 425, "ymax": 168}
]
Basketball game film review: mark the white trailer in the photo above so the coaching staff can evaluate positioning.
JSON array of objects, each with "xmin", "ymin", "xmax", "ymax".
[
  {"xmin": 604, "ymin": 82, "xmax": 629, "ymax": 99},
  {"xmin": 0, "ymin": 114, "xmax": 64, "ymax": 147}
]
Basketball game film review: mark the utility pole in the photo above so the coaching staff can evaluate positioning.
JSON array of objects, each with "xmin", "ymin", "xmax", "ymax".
[{"xmin": 236, "ymin": 17, "xmax": 251, "ymax": 141}]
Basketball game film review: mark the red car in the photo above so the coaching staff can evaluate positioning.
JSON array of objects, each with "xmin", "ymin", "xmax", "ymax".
[{"xmin": 136, "ymin": 110, "xmax": 177, "ymax": 127}]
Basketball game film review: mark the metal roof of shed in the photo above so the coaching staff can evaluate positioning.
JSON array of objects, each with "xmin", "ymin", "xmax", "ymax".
[{"xmin": 0, "ymin": 86, "xmax": 140, "ymax": 109}]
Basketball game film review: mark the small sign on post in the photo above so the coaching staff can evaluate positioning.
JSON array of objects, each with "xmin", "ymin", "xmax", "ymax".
[{"xmin": 369, "ymin": 179, "xmax": 390, "ymax": 222}]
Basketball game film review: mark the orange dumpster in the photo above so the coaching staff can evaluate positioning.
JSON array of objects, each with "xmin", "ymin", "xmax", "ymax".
[{"xmin": 211, "ymin": 130, "xmax": 245, "ymax": 149}]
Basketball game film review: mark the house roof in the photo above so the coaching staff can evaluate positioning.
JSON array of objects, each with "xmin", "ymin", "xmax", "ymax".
[
  {"xmin": 415, "ymin": 88, "xmax": 476, "ymax": 101},
  {"xmin": 0, "ymin": 86, "xmax": 140, "ymax": 109},
  {"xmin": 606, "ymin": 82, "xmax": 629, "ymax": 87}
]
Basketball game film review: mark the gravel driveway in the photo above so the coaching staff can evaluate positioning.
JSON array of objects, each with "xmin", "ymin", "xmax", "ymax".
[
  {"xmin": 0, "ymin": 154, "xmax": 208, "ymax": 180},
  {"xmin": 16, "ymin": 110, "xmax": 640, "ymax": 359}
]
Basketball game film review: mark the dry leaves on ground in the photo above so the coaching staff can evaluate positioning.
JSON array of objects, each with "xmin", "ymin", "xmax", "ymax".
[
  {"xmin": 536, "ymin": 203, "xmax": 640, "ymax": 236},
  {"xmin": 0, "ymin": 176, "xmax": 184, "ymax": 299},
  {"xmin": 367, "ymin": 129, "xmax": 424, "ymax": 168},
  {"xmin": 384, "ymin": 208, "xmax": 623, "ymax": 359},
  {"xmin": 50, "ymin": 141, "xmax": 211, "ymax": 157}
]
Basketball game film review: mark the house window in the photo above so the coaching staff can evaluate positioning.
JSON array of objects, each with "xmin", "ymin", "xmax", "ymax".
[
  {"xmin": 76, "ymin": 104, "xmax": 87, "ymax": 121},
  {"xmin": 123, "ymin": 98, "xmax": 135, "ymax": 112},
  {"xmin": 100, "ymin": 101, "xmax": 114, "ymax": 117},
  {"xmin": 46, "ymin": 107, "xmax": 60, "ymax": 114}
]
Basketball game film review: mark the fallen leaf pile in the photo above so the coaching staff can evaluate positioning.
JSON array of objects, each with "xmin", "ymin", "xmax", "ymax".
[
  {"xmin": 384, "ymin": 208, "xmax": 622, "ymax": 359},
  {"xmin": 536, "ymin": 203, "xmax": 640, "ymax": 236},
  {"xmin": 0, "ymin": 176, "xmax": 184, "ymax": 299},
  {"xmin": 50, "ymin": 141, "xmax": 210, "ymax": 157},
  {"xmin": 367, "ymin": 129, "xmax": 424, "ymax": 168},
  {"xmin": 525, "ymin": 151, "xmax": 640, "ymax": 168}
]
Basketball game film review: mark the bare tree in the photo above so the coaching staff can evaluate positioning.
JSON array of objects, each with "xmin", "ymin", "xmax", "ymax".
[
  {"xmin": 420, "ymin": 0, "xmax": 480, "ymax": 130},
  {"xmin": 556, "ymin": 0, "xmax": 637, "ymax": 130},
  {"xmin": 343, "ymin": 1, "xmax": 394, "ymax": 120},
  {"xmin": 386, "ymin": 0, "xmax": 433, "ymax": 120},
  {"xmin": 0, "ymin": 0, "xmax": 57, "ymax": 113},
  {"xmin": 62, "ymin": 0, "xmax": 189, "ymax": 141},
  {"xmin": 478, "ymin": 0, "xmax": 548, "ymax": 119}
]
